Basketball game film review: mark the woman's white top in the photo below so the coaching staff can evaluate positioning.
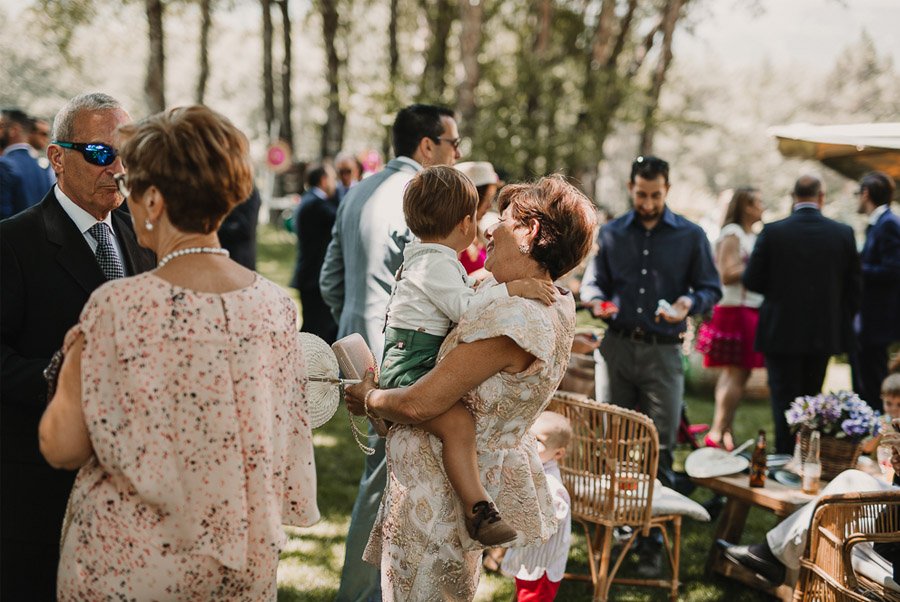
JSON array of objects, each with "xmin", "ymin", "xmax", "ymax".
[
  {"xmin": 385, "ymin": 241, "xmax": 509, "ymax": 336},
  {"xmin": 501, "ymin": 459, "xmax": 571, "ymax": 582},
  {"xmin": 717, "ymin": 223, "xmax": 763, "ymax": 308}
]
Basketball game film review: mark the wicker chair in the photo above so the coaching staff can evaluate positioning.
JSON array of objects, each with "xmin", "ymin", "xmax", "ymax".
[
  {"xmin": 793, "ymin": 490, "xmax": 900, "ymax": 602},
  {"xmin": 549, "ymin": 392, "xmax": 682, "ymax": 602}
]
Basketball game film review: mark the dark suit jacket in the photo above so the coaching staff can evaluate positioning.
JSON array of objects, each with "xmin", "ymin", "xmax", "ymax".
[
  {"xmin": 0, "ymin": 147, "xmax": 55, "ymax": 219},
  {"xmin": 0, "ymin": 188, "xmax": 156, "ymax": 545},
  {"xmin": 858, "ymin": 206, "xmax": 900, "ymax": 346},
  {"xmin": 743, "ymin": 207, "xmax": 861, "ymax": 355},
  {"xmin": 218, "ymin": 186, "xmax": 261, "ymax": 270},
  {"xmin": 291, "ymin": 188, "xmax": 339, "ymax": 292}
]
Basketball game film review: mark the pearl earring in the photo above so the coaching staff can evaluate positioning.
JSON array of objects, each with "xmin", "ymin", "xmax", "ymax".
[
  {"xmin": 145, "ymin": 219, "xmax": 154, "ymax": 231},
  {"xmin": 518, "ymin": 243, "xmax": 530, "ymax": 255}
]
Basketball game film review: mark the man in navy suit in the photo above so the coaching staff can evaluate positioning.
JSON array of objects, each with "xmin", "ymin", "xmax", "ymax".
[
  {"xmin": 0, "ymin": 108, "xmax": 55, "ymax": 218},
  {"xmin": 291, "ymin": 163, "xmax": 339, "ymax": 342},
  {"xmin": 744, "ymin": 175, "xmax": 861, "ymax": 454},
  {"xmin": 1, "ymin": 93, "xmax": 156, "ymax": 600},
  {"xmin": 852, "ymin": 171, "xmax": 900, "ymax": 410}
]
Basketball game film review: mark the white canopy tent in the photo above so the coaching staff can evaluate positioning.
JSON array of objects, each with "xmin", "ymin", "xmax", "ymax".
[{"xmin": 768, "ymin": 122, "xmax": 900, "ymax": 185}]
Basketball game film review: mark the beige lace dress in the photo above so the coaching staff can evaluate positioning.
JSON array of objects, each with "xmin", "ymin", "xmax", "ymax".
[
  {"xmin": 363, "ymin": 281, "xmax": 576, "ymax": 601},
  {"xmin": 56, "ymin": 273, "xmax": 319, "ymax": 601}
]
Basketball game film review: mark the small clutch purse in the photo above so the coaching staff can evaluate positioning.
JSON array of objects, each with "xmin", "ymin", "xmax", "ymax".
[
  {"xmin": 332, "ymin": 333, "xmax": 389, "ymax": 437},
  {"xmin": 43, "ymin": 348, "xmax": 65, "ymax": 403}
]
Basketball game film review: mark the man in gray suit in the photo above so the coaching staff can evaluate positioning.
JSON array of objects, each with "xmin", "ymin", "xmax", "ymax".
[{"xmin": 321, "ymin": 103, "xmax": 461, "ymax": 601}]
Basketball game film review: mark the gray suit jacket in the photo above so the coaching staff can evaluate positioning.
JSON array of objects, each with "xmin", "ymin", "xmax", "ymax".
[{"xmin": 319, "ymin": 157, "xmax": 420, "ymax": 362}]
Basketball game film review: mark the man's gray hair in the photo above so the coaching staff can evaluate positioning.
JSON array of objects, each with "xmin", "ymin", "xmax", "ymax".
[{"xmin": 52, "ymin": 92, "xmax": 123, "ymax": 141}]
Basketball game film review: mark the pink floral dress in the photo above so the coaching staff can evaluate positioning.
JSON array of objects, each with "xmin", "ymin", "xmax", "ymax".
[
  {"xmin": 363, "ymin": 281, "xmax": 576, "ymax": 601},
  {"xmin": 57, "ymin": 273, "xmax": 319, "ymax": 601}
]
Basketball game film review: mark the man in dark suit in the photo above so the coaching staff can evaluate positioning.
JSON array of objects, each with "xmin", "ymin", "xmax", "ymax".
[
  {"xmin": 852, "ymin": 171, "xmax": 900, "ymax": 410},
  {"xmin": 218, "ymin": 186, "xmax": 261, "ymax": 269},
  {"xmin": 1, "ymin": 92, "xmax": 156, "ymax": 600},
  {"xmin": 0, "ymin": 108, "xmax": 55, "ymax": 218},
  {"xmin": 291, "ymin": 163, "xmax": 339, "ymax": 342},
  {"xmin": 744, "ymin": 174, "xmax": 861, "ymax": 453}
]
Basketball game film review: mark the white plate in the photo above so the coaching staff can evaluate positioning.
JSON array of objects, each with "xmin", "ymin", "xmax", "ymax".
[{"xmin": 684, "ymin": 447, "xmax": 750, "ymax": 479}]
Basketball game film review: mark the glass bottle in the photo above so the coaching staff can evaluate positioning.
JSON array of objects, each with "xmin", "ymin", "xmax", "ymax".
[
  {"xmin": 749, "ymin": 429, "xmax": 767, "ymax": 488},
  {"xmin": 802, "ymin": 430, "xmax": 822, "ymax": 494}
]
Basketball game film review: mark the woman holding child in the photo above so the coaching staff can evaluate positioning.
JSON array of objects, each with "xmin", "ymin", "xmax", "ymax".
[{"xmin": 346, "ymin": 174, "xmax": 596, "ymax": 600}]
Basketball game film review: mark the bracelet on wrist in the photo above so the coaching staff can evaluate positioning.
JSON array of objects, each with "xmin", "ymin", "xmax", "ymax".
[{"xmin": 363, "ymin": 388, "xmax": 378, "ymax": 419}]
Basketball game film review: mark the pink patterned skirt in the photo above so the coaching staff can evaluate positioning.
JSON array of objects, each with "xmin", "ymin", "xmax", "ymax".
[{"xmin": 699, "ymin": 305, "xmax": 765, "ymax": 369}]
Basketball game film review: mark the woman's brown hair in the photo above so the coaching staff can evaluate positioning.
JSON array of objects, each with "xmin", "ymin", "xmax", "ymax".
[
  {"xmin": 722, "ymin": 187, "xmax": 759, "ymax": 227},
  {"xmin": 119, "ymin": 105, "xmax": 254, "ymax": 234},
  {"xmin": 498, "ymin": 175, "xmax": 598, "ymax": 280}
]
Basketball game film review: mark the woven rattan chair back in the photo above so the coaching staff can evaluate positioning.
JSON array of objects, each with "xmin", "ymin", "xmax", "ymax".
[
  {"xmin": 794, "ymin": 490, "xmax": 900, "ymax": 602},
  {"xmin": 551, "ymin": 392, "xmax": 659, "ymax": 533},
  {"xmin": 550, "ymin": 392, "xmax": 680, "ymax": 601}
]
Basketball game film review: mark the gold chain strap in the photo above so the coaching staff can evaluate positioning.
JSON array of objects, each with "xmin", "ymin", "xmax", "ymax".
[{"xmin": 341, "ymin": 382, "xmax": 376, "ymax": 455}]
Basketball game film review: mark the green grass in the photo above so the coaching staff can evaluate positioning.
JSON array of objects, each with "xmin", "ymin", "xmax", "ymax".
[{"xmin": 256, "ymin": 225, "xmax": 776, "ymax": 601}]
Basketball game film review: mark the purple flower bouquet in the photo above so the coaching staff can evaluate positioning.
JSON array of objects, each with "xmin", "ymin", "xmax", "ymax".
[{"xmin": 786, "ymin": 390, "xmax": 882, "ymax": 441}]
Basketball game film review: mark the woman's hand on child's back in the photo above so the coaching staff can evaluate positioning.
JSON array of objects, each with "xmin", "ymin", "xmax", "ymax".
[{"xmin": 507, "ymin": 278, "xmax": 557, "ymax": 306}]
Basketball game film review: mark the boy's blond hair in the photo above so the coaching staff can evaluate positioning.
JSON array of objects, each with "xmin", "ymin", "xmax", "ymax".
[
  {"xmin": 882, "ymin": 373, "xmax": 900, "ymax": 397},
  {"xmin": 532, "ymin": 411, "xmax": 572, "ymax": 451},
  {"xmin": 403, "ymin": 165, "xmax": 478, "ymax": 238}
]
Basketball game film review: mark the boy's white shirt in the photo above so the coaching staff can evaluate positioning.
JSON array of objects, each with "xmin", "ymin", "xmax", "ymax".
[
  {"xmin": 501, "ymin": 459, "xmax": 572, "ymax": 582},
  {"xmin": 386, "ymin": 240, "xmax": 509, "ymax": 336}
]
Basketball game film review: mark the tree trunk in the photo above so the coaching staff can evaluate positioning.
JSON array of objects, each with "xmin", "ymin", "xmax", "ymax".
[
  {"xmin": 570, "ymin": 0, "xmax": 653, "ymax": 180},
  {"xmin": 195, "ymin": 0, "xmax": 212, "ymax": 104},
  {"xmin": 639, "ymin": 0, "xmax": 685, "ymax": 155},
  {"xmin": 320, "ymin": 0, "xmax": 344, "ymax": 157},
  {"xmin": 278, "ymin": 0, "xmax": 293, "ymax": 150},
  {"xmin": 521, "ymin": 0, "xmax": 553, "ymax": 177},
  {"xmin": 144, "ymin": 0, "xmax": 166, "ymax": 113},
  {"xmin": 261, "ymin": 0, "xmax": 275, "ymax": 136},
  {"xmin": 383, "ymin": 0, "xmax": 400, "ymax": 158},
  {"xmin": 420, "ymin": 0, "xmax": 454, "ymax": 102},
  {"xmin": 456, "ymin": 0, "xmax": 483, "ymax": 138}
]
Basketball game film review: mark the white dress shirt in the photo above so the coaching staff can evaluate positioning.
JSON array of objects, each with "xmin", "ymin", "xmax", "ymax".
[
  {"xmin": 501, "ymin": 460, "xmax": 572, "ymax": 582},
  {"xmin": 385, "ymin": 241, "xmax": 509, "ymax": 336},
  {"xmin": 54, "ymin": 186, "xmax": 127, "ymax": 269}
]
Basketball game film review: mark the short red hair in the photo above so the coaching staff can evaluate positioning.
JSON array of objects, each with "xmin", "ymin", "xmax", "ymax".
[{"xmin": 498, "ymin": 175, "xmax": 597, "ymax": 280}]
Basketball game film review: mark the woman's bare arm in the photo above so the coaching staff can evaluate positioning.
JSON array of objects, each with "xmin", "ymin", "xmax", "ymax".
[
  {"xmin": 38, "ymin": 332, "xmax": 93, "ymax": 470},
  {"xmin": 347, "ymin": 335, "xmax": 535, "ymax": 425},
  {"xmin": 716, "ymin": 234, "xmax": 744, "ymax": 285}
]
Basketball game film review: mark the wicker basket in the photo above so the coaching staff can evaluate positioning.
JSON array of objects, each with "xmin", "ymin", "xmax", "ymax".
[{"xmin": 798, "ymin": 427, "xmax": 863, "ymax": 481}]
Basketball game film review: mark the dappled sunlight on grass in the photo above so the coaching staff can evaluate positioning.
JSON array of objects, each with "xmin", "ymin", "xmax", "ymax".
[{"xmin": 312, "ymin": 431, "xmax": 340, "ymax": 448}]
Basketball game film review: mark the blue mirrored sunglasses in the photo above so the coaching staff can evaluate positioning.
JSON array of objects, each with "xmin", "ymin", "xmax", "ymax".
[{"xmin": 53, "ymin": 141, "xmax": 118, "ymax": 166}]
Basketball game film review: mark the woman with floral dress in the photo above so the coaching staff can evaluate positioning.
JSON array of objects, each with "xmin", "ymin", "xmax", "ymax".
[{"xmin": 345, "ymin": 176, "xmax": 597, "ymax": 600}]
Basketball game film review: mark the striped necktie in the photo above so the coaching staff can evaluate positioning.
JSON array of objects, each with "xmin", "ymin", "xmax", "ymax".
[{"xmin": 88, "ymin": 222, "xmax": 126, "ymax": 280}]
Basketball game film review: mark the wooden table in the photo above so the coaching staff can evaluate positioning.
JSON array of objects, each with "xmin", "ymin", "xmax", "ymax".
[{"xmin": 693, "ymin": 473, "xmax": 817, "ymax": 602}]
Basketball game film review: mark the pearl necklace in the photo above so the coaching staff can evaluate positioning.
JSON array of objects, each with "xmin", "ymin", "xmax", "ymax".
[{"xmin": 157, "ymin": 247, "xmax": 230, "ymax": 268}]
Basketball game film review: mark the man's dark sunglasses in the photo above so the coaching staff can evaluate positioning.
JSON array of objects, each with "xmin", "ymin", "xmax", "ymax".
[
  {"xmin": 430, "ymin": 136, "xmax": 462, "ymax": 150},
  {"xmin": 53, "ymin": 141, "xmax": 118, "ymax": 166}
]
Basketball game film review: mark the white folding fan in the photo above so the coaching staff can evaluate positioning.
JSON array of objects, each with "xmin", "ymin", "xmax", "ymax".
[{"xmin": 298, "ymin": 332, "xmax": 383, "ymax": 454}]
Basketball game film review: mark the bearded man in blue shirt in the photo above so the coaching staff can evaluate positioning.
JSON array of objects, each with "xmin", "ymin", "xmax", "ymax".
[
  {"xmin": 582, "ymin": 155, "xmax": 721, "ymax": 478},
  {"xmin": 582, "ymin": 155, "xmax": 721, "ymax": 574}
]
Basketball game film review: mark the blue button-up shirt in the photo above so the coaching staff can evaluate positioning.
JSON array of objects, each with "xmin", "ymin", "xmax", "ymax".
[{"xmin": 581, "ymin": 206, "xmax": 722, "ymax": 337}]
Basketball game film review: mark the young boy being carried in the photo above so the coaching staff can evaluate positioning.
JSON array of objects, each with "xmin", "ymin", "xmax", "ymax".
[
  {"xmin": 501, "ymin": 411, "xmax": 573, "ymax": 601},
  {"xmin": 379, "ymin": 166, "xmax": 557, "ymax": 546}
]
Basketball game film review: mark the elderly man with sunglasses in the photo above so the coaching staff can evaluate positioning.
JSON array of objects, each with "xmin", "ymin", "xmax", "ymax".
[{"xmin": 0, "ymin": 92, "xmax": 155, "ymax": 600}]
